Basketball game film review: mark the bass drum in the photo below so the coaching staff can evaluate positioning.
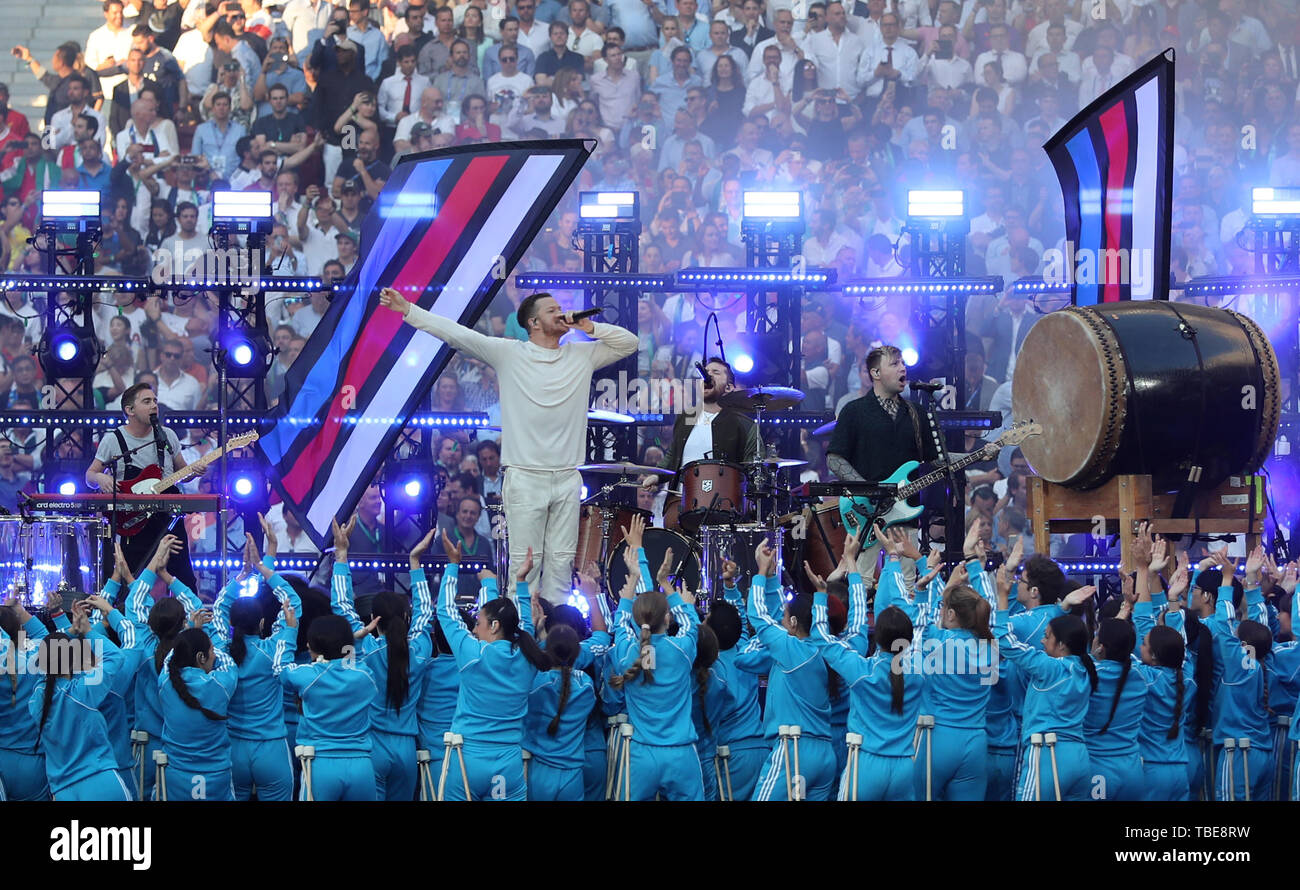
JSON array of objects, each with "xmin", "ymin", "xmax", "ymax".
[
  {"xmin": 784, "ymin": 502, "xmax": 847, "ymax": 595},
  {"xmin": 606, "ymin": 529, "xmax": 700, "ymax": 598},
  {"xmin": 1012, "ymin": 302, "xmax": 1280, "ymax": 491}
]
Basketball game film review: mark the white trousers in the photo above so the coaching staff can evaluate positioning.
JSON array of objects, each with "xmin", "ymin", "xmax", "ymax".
[
  {"xmin": 322, "ymin": 143, "xmax": 344, "ymax": 192},
  {"xmin": 501, "ymin": 467, "xmax": 581, "ymax": 606}
]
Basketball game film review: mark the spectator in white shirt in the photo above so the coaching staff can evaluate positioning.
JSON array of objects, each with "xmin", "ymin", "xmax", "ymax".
[
  {"xmin": 588, "ymin": 43, "xmax": 641, "ymax": 130},
  {"xmin": 1033, "ymin": 22, "xmax": 1081, "ymax": 82},
  {"xmin": 292, "ymin": 187, "xmax": 346, "ymax": 274},
  {"xmin": 154, "ymin": 339, "xmax": 204, "ymax": 411},
  {"xmin": 973, "ymin": 23, "xmax": 1026, "ymax": 85},
  {"xmin": 1078, "ymin": 45, "xmax": 1122, "ymax": 107},
  {"xmin": 742, "ymin": 44, "xmax": 791, "ymax": 122},
  {"xmin": 856, "ymin": 12, "xmax": 919, "ymax": 99},
  {"xmin": 1023, "ymin": 0, "xmax": 1082, "ymax": 59},
  {"xmin": 746, "ymin": 8, "xmax": 805, "ymax": 87},
  {"xmin": 378, "ymin": 44, "xmax": 431, "ymax": 126},
  {"xmin": 919, "ymin": 23, "xmax": 972, "ymax": 89},
  {"xmin": 393, "ymin": 86, "xmax": 457, "ymax": 155},
  {"xmin": 86, "ymin": 0, "xmax": 136, "ymax": 103},
  {"xmin": 805, "ymin": 1, "xmax": 866, "ymax": 94},
  {"xmin": 565, "ymin": 0, "xmax": 605, "ymax": 69}
]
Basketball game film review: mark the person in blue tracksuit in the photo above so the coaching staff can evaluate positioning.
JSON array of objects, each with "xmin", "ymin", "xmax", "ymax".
[
  {"xmin": 417, "ymin": 610, "xmax": 462, "ymax": 797},
  {"xmin": 0, "ymin": 596, "xmax": 50, "ymax": 799},
  {"xmin": 279, "ymin": 580, "xmax": 332, "ymax": 797},
  {"xmin": 1207, "ymin": 548, "xmax": 1274, "ymax": 801},
  {"xmin": 156, "ymin": 627, "xmax": 239, "ymax": 801},
  {"xmin": 29, "ymin": 603, "xmax": 133, "ymax": 801},
  {"xmin": 438, "ymin": 532, "xmax": 552, "ymax": 801},
  {"xmin": 276, "ymin": 610, "xmax": 379, "ymax": 801},
  {"xmin": 210, "ymin": 526, "xmax": 302, "ymax": 801},
  {"xmin": 526, "ymin": 624, "xmax": 595, "ymax": 800},
  {"xmin": 902, "ymin": 526, "xmax": 998, "ymax": 802},
  {"xmin": 332, "ymin": 519, "xmax": 437, "ymax": 801},
  {"xmin": 690, "ymin": 622, "xmax": 723, "ymax": 800},
  {"xmin": 609, "ymin": 520, "xmax": 703, "ymax": 801},
  {"xmin": 1084, "ymin": 617, "xmax": 1144, "ymax": 800},
  {"xmin": 993, "ymin": 545, "xmax": 1097, "ymax": 801},
  {"xmin": 708, "ymin": 563, "xmax": 774, "ymax": 801},
  {"xmin": 746, "ymin": 539, "xmax": 836, "ymax": 801}
]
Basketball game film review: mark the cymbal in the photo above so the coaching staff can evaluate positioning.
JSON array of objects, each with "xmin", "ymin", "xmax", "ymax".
[
  {"xmin": 578, "ymin": 462, "xmax": 661, "ymax": 475},
  {"xmin": 719, "ymin": 385, "xmax": 805, "ymax": 412},
  {"xmin": 587, "ymin": 408, "xmax": 635, "ymax": 424},
  {"xmin": 811, "ymin": 419, "xmax": 836, "ymax": 437},
  {"xmin": 745, "ymin": 457, "xmax": 809, "ymax": 470}
]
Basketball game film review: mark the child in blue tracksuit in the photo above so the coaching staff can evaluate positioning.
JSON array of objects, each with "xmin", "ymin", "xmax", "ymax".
[
  {"xmin": 0, "ymin": 598, "xmax": 50, "ymax": 799},
  {"xmin": 156, "ymin": 627, "xmax": 239, "ymax": 801},
  {"xmin": 210, "ymin": 544, "xmax": 302, "ymax": 801},
  {"xmin": 417, "ymin": 617, "xmax": 461, "ymax": 797},
  {"xmin": 1133, "ymin": 594, "xmax": 1196, "ymax": 801},
  {"xmin": 992, "ymin": 553, "xmax": 1096, "ymax": 801},
  {"xmin": 746, "ymin": 544, "xmax": 836, "ymax": 802},
  {"xmin": 1085, "ymin": 617, "xmax": 1145, "ymax": 801},
  {"xmin": 609, "ymin": 534, "xmax": 703, "ymax": 801},
  {"xmin": 331, "ymin": 524, "xmax": 436, "ymax": 802},
  {"xmin": 28, "ymin": 605, "xmax": 134, "ymax": 801},
  {"xmin": 437, "ymin": 534, "xmax": 551, "ymax": 801},
  {"xmin": 276, "ymin": 612, "xmax": 379, "ymax": 801},
  {"xmin": 526, "ymin": 624, "xmax": 596, "ymax": 800},
  {"xmin": 1208, "ymin": 570, "xmax": 1274, "ymax": 801},
  {"xmin": 707, "ymin": 572, "xmax": 774, "ymax": 802}
]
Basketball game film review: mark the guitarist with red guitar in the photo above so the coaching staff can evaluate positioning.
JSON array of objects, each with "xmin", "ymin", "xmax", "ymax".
[{"xmin": 84, "ymin": 382, "xmax": 206, "ymax": 591}]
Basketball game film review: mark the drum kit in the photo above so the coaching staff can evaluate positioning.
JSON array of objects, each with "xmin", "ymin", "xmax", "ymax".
[{"xmin": 0, "ymin": 515, "xmax": 110, "ymax": 608}]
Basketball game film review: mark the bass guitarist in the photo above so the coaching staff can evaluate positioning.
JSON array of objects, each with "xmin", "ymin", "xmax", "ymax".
[
  {"xmin": 826, "ymin": 344, "xmax": 938, "ymax": 591},
  {"xmin": 85, "ymin": 382, "xmax": 203, "ymax": 590}
]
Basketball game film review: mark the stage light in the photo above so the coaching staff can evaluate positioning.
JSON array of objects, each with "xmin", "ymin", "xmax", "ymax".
[
  {"xmin": 901, "ymin": 347, "xmax": 919, "ymax": 367},
  {"xmin": 234, "ymin": 476, "xmax": 254, "ymax": 497},
  {"xmin": 578, "ymin": 191, "xmax": 638, "ymax": 219},
  {"xmin": 403, "ymin": 478, "xmax": 423, "ymax": 499},
  {"xmin": 1252, "ymin": 187, "xmax": 1300, "ymax": 218},
  {"xmin": 514, "ymin": 272, "xmax": 673, "ymax": 290},
  {"xmin": 732, "ymin": 353, "xmax": 754, "ymax": 374},
  {"xmin": 38, "ymin": 323, "xmax": 101, "ymax": 378},
  {"xmin": 58, "ymin": 480, "xmax": 77, "ymax": 496},
  {"xmin": 383, "ymin": 459, "xmax": 435, "ymax": 512},
  {"xmin": 675, "ymin": 267, "xmax": 835, "ymax": 286},
  {"xmin": 219, "ymin": 330, "xmax": 272, "ymax": 379},
  {"xmin": 907, "ymin": 189, "xmax": 965, "ymax": 220},
  {"xmin": 567, "ymin": 589, "xmax": 591, "ymax": 619},
  {"xmin": 211, "ymin": 189, "xmax": 274, "ymax": 234},
  {"xmin": 226, "ymin": 459, "xmax": 267, "ymax": 512},
  {"xmin": 743, "ymin": 190, "xmax": 802, "ymax": 221},
  {"xmin": 42, "ymin": 461, "xmax": 84, "ymax": 497},
  {"xmin": 40, "ymin": 189, "xmax": 102, "ymax": 232}
]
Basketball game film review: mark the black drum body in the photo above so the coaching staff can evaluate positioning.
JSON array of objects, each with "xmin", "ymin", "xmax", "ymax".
[{"xmin": 1013, "ymin": 301, "xmax": 1280, "ymax": 492}]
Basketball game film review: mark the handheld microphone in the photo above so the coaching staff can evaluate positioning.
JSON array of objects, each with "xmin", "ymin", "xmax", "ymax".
[
  {"xmin": 150, "ymin": 413, "xmax": 173, "ymax": 455},
  {"xmin": 909, "ymin": 381, "xmax": 944, "ymax": 393},
  {"xmin": 567, "ymin": 307, "xmax": 603, "ymax": 322},
  {"xmin": 695, "ymin": 361, "xmax": 709, "ymax": 381}
]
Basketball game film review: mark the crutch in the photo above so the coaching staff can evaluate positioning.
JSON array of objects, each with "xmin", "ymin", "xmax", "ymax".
[
  {"xmin": 714, "ymin": 745, "xmax": 734, "ymax": 802},
  {"xmin": 1239, "ymin": 738, "xmax": 1251, "ymax": 802},
  {"xmin": 778, "ymin": 725, "xmax": 794, "ymax": 800},
  {"xmin": 438, "ymin": 732, "xmax": 470, "ymax": 801},
  {"xmin": 915, "ymin": 715, "xmax": 935, "ymax": 801},
  {"xmin": 1274, "ymin": 716, "xmax": 1290, "ymax": 801},
  {"xmin": 789, "ymin": 725, "xmax": 803, "ymax": 801},
  {"xmin": 605, "ymin": 715, "xmax": 627, "ymax": 800},
  {"xmin": 614, "ymin": 723, "xmax": 634, "ymax": 801},
  {"xmin": 294, "ymin": 744, "xmax": 315, "ymax": 801},
  {"xmin": 845, "ymin": 732, "xmax": 863, "ymax": 802},
  {"xmin": 1200, "ymin": 728, "xmax": 1214, "ymax": 801},
  {"xmin": 522, "ymin": 748, "xmax": 532, "ymax": 793},
  {"xmin": 130, "ymin": 730, "xmax": 149, "ymax": 800},
  {"xmin": 1028, "ymin": 733, "xmax": 1044, "ymax": 801},
  {"xmin": 152, "ymin": 749, "xmax": 169, "ymax": 802},
  {"xmin": 417, "ymin": 749, "xmax": 436, "ymax": 802},
  {"xmin": 1223, "ymin": 738, "xmax": 1237, "ymax": 802},
  {"xmin": 1044, "ymin": 732, "xmax": 1062, "ymax": 801}
]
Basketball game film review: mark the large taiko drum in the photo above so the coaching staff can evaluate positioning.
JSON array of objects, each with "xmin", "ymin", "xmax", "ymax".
[{"xmin": 1012, "ymin": 302, "xmax": 1280, "ymax": 492}]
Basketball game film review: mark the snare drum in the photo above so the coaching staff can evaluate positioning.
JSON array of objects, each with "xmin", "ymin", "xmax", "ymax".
[
  {"xmin": 606, "ymin": 529, "xmax": 700, "ymax": 598},
  {"xmin": 577, "ymin": 505, "xmax": 649, "ymax": 573},
  {"xmin": 0, "ymin": 516, "xmax": 109, "ymax": 607},
  {"xmin": 679, "ymin": 461, "xmax": 747, "ymax": 532},
  {"xmin": 698, "ymin": 524, "xmax": 783, "ymax": 603}
]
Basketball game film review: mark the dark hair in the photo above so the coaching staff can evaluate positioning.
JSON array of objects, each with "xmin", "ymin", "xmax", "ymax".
[
  {"xmin": 121, "ymin": 381, "xmax": 154, "ymax": 414},
  {"xmin": 371, "ymin": 591, "xmax": 411, "ymax": 712},
  {"xmin": 545, "ymin": 603, "xmax": 588, "ymax": 640},
  {"xmin": 1147, "ymin": 626, "xmax": 1185, "ymax": 740},
  {"xmin": 268, "ymin": 82, "xmax": 289, "ymax": 97},
  {"xmin": 865, "ymin": 344, "xmax": 902, "ymax": 376},
  {"xmin": 705, "ymin": 599, "xmax": 742, "ymax": 650},
  {"xmin": 1022, "ymin": 554, "xmax": 1066, "ymax": 605},
  {"xmin": 703, "ymin": 356, "xmax": 735, "ymax": 385},
  {"xmin": 694, "ymin": 623, "xmax": 719, "ymax": 734},
  {"xmin": 480, "ymin": 597, "xmax": 551, "ymax": 670},
  {"xmin": 1237, "ymin": 619, "xmax": 1274, "ymax": 717},
  {"xmin": 75, "ymin": 112, "xmax": 98, "ymax": 137},
  {"xmin": 1094, "ymin": 618, "xmax": 1134, "ymax": 734},
  {"xmin": 515, "ymin": 292, "xmax": 552, "ymax": 331},
  {"xmin": 35, "ymin": 633, "xmax": 97, "ymax": 750},
  {"xmin": 610, "ymin": 592, "xmax": 668, "ymax": 688},
  {"xmin": 474, "ymin": 439, "xmax": 500, "ymax": 458},
  {"xmin": 545, "ymin": 624, "xmax": 579, "ymax": 736},
  {"xmin": 1049, "ymin": 614, "xmax": 1098, "ymax": 692},
  {"xmin": 227, "ymin": 596, "xmax": 264, "ymax": 666},
  {"xmin": 169, "ymin": 629, "xmax": 227, "ymax": 721},
  {"xmin": 149, "ymin": 597, "xmax": 188, "ymax": 674},
  {"xmin": 308, "ymin": 614, "xmax": 355, "ymax": 660},
  {"xmin": 874, "ymin": 605, "xmax": 913, "ymax": 714},
  {"xmin": 944, "ymin": 586, "xmax": 993, "ymax": 640},
  {"xmin": 397, "ymin": 44, "xmax": 417, "ymax": 59}
]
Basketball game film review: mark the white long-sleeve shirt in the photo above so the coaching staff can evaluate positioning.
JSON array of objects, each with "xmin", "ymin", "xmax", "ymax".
[{"xmin": 404, "ymin": 305, "xmax": 638, "ymax": 471}]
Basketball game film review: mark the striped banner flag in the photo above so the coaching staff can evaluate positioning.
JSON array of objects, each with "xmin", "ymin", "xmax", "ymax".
[
  {"xmin": 1045, "ymin": 50, "xmax": 1175, "ymax": 305},
  {"xmin": 256, "ymin": 140, "xmax": 592, "ymax": 548}
]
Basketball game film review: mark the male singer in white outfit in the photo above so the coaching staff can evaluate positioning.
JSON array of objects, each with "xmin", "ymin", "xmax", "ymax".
[{"xmin": 381, "ymin": 287, "xmax": 638, "ymax": 604}]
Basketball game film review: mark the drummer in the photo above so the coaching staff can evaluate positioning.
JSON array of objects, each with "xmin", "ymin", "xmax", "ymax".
[{"xmin": 639, "ymin": 358, "xmax": 760, "ymax": 519}]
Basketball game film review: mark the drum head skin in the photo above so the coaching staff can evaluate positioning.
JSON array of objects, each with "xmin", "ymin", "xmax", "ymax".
[{"xmin": 1013, "ymin": 307, "xmax": 1125, "ymax": 487}]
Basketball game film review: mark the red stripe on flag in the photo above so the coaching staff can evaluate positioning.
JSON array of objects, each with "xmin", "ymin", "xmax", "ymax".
[
  {"xmin": 1098, "ymin": 102, "xmax": 1129, "ymax": 303},
  {"xmin": 281, "ymin": 153, "xmax": 509, "ymax": 501}
]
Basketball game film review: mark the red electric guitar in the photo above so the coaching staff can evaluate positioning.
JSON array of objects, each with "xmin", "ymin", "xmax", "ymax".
[{"xmin": 116, "ymin": 431, "xmax": 259, "ymax": 536}]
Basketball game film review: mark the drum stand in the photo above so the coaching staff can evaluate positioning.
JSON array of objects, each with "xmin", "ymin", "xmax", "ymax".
[{"xmin": 581, "ymin": 481, "xmax": 630, "ymax": 598}]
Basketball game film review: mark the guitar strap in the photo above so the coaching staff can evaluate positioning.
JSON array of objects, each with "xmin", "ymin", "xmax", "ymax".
[
  {"xmin": 112, "ymin": 428, "xmax": 141, "ymax": 479},
  {"xmin": 902, "ymin": 399, "xmax": 925, "ymax": 461}
]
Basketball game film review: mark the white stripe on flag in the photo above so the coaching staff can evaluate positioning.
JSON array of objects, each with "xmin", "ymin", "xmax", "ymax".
[
  {"xmin": 1130, "ymin": 76, "xmax": 1159, "ymax": 300},
  {"xmin": 306, "ymin": 153, "xmax": 566, "ymax": 532}
]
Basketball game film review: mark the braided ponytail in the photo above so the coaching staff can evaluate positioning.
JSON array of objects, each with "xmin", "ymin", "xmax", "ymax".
[
  {"xmin": 546, "ymin": 625, "xmax": 580, "ymax": 736},
  {"xmin": 169, "ymin": 629, "xmax": 227, "ymax": 721}
]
